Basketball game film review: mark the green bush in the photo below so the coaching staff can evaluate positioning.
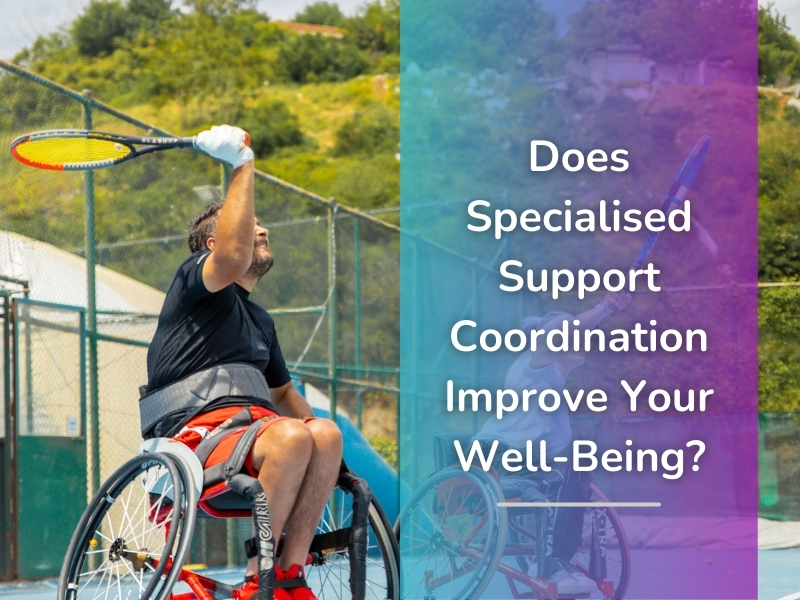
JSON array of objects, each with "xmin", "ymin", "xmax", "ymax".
[
  {"xmin": 760, "ymin": 287, "xmax": 800, "ymax": 412},
  {"xmin": 759, "ymin": 101, "xmax": 800, "ymax": 281},
  {"xmin": 368, "ymin": 435, "xmax": 397, "ymax": 469},
  {"xmin": 333, "ymin": 103, "xmax": 398, "ymax": 156},
  {"xmin": 237, "ymin": 99, "xmax": 304, "ymax": 156},
  {"xmin": 759, "ymin": 93, "xmax": 779, "ymax": 122}
]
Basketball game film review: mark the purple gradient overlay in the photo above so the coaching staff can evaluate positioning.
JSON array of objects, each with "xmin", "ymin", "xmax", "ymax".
[{"xmin": 400, "ymin": 0, "xmax": 758, "ymax": 597}]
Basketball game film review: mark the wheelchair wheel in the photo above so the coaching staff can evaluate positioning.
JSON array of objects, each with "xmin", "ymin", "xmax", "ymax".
[
  {"xmin": 305, "ymin": 488, "xmax": 400, "ymax": 599},
  {"xmin": 58, "ymin": 452, "xmax": 197, "ymax": 600},
  {"xmin": 573, "ymin": 483, "xmax": 631, "ymax": 599},
  {"xmin": 395, "ymin": 466, "xmax": 507, "ymax": 600},
  {"xmin": 505, "ymin": 483, "xmax": 631, "ymax": 599}
]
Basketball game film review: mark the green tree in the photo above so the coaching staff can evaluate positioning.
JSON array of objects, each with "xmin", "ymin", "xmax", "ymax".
[
  {"xmin": 72, "ymin": 0, "xmax": 131, "ymax": 56},
  {"xmin": 184, "ymin": 0, "xmax": 256, "ymax": 19},
  {"xmin": 129, "ymin": 0, "xmax": 173, "ymax": 25},
  {"xmin": 294, "ymin": 2, "xmax": 345, "ymax": 26},
  {"xmin": 759, "ymin": 5, "xmax": 800, "ymax": 85},
  {"xmin": 71, "ymin": 0, "xmax": 173, "ymax": 57},
  {"xmin": 566, "ymin": 0, "xmax": 754, "ymax": 67},
  {"xmin": 278, "ymin": 34, "xmax": 370, "ymax": 82},
  {"xmin": 345, "ymin": 0, "xmax": 398, "ymax": 54}
]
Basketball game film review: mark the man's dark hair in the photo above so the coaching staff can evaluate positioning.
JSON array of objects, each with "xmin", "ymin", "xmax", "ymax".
[{"xmin": 188, "ymin": 202, "xmax": 223, "ymax": 253}]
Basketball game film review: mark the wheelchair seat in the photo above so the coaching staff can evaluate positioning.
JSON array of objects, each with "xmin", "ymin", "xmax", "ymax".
[
  {"xmin": 498, "ymin": 476, "xmax": 548, "ymax": 503},
  {"xmin": 139, "ymin": 437, "xmax": 282, "ymax": 518}
]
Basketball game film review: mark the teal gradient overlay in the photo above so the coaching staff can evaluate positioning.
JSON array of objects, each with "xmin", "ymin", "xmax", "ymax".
[{"xmin": 399, "ymin": 1, "xmax": 757, "ymax": 598}]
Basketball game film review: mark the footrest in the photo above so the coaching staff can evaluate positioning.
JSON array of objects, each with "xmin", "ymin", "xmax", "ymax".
[
  {"xmin": 246, "ymin": 527, "xmax": 353, "ymax": 560},
  {"xmin": 309, "ymin": 527, "xmax": 353, "ymax": 554}
]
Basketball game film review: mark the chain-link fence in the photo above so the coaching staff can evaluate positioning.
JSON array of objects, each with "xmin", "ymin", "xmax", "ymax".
[
  {"xmin": 10, "ymin": 298, "xmax": 87, "ymax": 578},
  {"xmin": 759, "ymin": 283, "xmax": 800, "ymax": 522},
  {"xmin": 0, "ymin": 59, "xmax": 399, "ymax": 571}
]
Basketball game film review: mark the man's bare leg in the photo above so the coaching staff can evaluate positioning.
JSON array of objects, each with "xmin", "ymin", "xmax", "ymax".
[
  {"xmin": 247, "ymin": 419, "xmax": 314, "ymax": 576},
  {"xmin": 279, "ymin": 419, "xmax": 343, "ymax": 568}
]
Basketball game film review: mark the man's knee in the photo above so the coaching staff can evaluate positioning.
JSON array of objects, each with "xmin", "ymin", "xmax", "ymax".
[
  {"xmin": 258, "ymin": 418, "xmax": 314, "ymax": 458},
  {"xmin": 307, "ymin": 418, "xmax": 343, "ymax": 452}
]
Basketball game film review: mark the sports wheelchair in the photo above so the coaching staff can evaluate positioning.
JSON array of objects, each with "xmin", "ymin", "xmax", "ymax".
[
  {"xmin": 57, "ymin": 437, "xmax": 400, "ymax": 600},
  {"xmin": 395, "ymin": 435, "xmax": 631, "ymax": 600}
]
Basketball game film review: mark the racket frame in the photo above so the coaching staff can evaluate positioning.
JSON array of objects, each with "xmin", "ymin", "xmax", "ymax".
[
  {"xmin": 631, "ymin": 134, "xmax": 711, "ymax": 270},
  {"xmin": 10, "ymin": 129, "xmax": 195, "ymax": 171}
]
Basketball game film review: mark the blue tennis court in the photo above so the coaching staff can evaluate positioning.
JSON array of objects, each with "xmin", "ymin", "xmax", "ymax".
[
  {"xmin": 0, "ymin": 553, "xmax": 792, "ymax": 599},
  {"xmin": 760, "ymin": 550, "xmax": 800, "ymax": 600}
]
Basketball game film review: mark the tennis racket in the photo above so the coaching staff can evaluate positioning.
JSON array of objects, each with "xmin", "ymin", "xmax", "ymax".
[
  {"xmin": 631, "ymin": 134, "xmax": 711, "ymax": 269},
  {"xmin": 9, "ymin": 129, "xmax": 249, "ymax": 171},
  {"xmin": 604, "ymin": 135, "xmax": 711, "ymax": 314}
]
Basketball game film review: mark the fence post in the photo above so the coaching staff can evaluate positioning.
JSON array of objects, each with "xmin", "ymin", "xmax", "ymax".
[
  {"xmin": 82, "ymin": 90, "xmax": 101, "ymax": 497},
  {"xmin": 328, "ymin": 202, "xmax": 339, "ymax": 422},
  {"xmin": 2, "ymin": 293, "xmax": 16, "ymax": 578},
  {"xmin": 354, "ymin": 219, "xmax": 362, "ymax": 430}
]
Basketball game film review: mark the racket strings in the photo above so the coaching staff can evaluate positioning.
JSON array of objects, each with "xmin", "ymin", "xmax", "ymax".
[{"xmin": 14, "ymin": 137, "xmax": 131, "ymax": 167}]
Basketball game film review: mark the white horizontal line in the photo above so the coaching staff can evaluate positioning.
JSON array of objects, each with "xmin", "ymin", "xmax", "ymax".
[
  {"xmin": 777, "ymin": 592, "xmax": 800, "ymax": 600},
  {"xmin": 497, "ymin": 501, "xmax": 661, "ymax": 508}
]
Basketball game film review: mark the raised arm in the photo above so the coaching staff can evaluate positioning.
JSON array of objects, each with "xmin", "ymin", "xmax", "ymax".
[
  {"xmin": 203, "ymin": 161, "xmax": 256, "ymax": 291},
  {"xmin": 193, "ymin": 125, "xmax": 256, "ymax": 292},
  {"xmin": 574, "ymin": 290, "xmax": 632, "ymax": 329}
]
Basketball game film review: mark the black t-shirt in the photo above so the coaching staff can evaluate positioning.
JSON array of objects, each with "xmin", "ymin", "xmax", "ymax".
[{"xmin": 146, "ymin": 252, "xmax": 292, "ymax": 430}]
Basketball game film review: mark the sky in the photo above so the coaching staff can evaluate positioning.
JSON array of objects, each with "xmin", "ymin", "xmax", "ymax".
[
  {"xmin": 0, "ymin": 0, "xmax": 364, "ymax": 59},
  {"xmin": 772, "ymin": 0, "xmax": 800, "ymax": 35}
]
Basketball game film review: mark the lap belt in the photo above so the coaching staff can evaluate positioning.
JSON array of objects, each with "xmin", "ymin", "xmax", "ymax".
[
  {"xmin": 193, "ymin": 408, "xmax": 254, "ymax": 466},
  {"xmin": 139, "ymin": 363, "xmax": 274, "ymax": 438},
  {"xmin": 203, "ymin": 418, "xmax": 266, "ymax": 487}
]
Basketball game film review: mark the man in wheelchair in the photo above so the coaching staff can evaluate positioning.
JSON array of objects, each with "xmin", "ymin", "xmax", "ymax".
[
  {"xmin": 473, "ymin": 292, "xmax": 629, "ymax": 596},
  {"xmin": 142, "ymin": 126, "xmax": 343, "ymax": 600}
]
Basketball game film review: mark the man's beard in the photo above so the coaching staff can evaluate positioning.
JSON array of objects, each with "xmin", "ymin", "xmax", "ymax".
[{"xmin": 246, "ymin": 249, "xmax": 273, "ymax": 279}]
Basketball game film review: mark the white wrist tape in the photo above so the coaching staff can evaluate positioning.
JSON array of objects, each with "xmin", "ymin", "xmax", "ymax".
[
  {"xmin": 194, "ymin": 125, "xmax": 254, "ymax": 168},
  {"xmin": 595, "ymin": 301, "xmax": 614, "ymax": 316}
]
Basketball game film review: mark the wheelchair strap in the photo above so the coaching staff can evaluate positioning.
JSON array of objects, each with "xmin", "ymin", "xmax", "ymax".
[
  {"xmin": 192, "ymin": 408, "xmax": 253, "ymax": 466},
  {"xmin": 139, "ymin": 363, "xmax": 273, "ymax": 438},
  {"xmin": 275, "ymin": 576, "xmax": 309, "ymax": 590},
  {"xmin": 227, "ymin": 474, "xmax": 276, "ymax": 600},
  {"xmin": 203, "ymin": 418, "xmax": 265, "ymax": 487}
]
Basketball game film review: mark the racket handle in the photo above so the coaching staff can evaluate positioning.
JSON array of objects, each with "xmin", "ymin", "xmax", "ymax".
[
  {"xmin": 600, "ymin": 301, "xmax": 624, "ymax": 315},
  {"xmin": 190, "ymin": 131, "xmax": 251, "ymax": 149}
]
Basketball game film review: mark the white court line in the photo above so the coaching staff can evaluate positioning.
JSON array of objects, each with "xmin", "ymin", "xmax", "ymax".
[
  {"xmin": 776, "ymin": 592, "xmax": 800, "ymax": 600},
  {"xmin": 497, "ymin": 502, "xmax": 661, "ymax": 508}
]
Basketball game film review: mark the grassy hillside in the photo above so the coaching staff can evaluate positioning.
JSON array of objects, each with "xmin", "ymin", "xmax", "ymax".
[
  {"xmin": 758, "ymin": 7, "xmax": 800, "ymax": 412},
  {"xmin": 10, "ymin": 0, "xmax": 400, "ymax": 214}
]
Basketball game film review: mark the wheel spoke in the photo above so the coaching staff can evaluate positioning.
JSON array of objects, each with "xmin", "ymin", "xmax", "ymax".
[{"xmin": 78, "ymin": 559, "xmax": 110, "ymax": 595}]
